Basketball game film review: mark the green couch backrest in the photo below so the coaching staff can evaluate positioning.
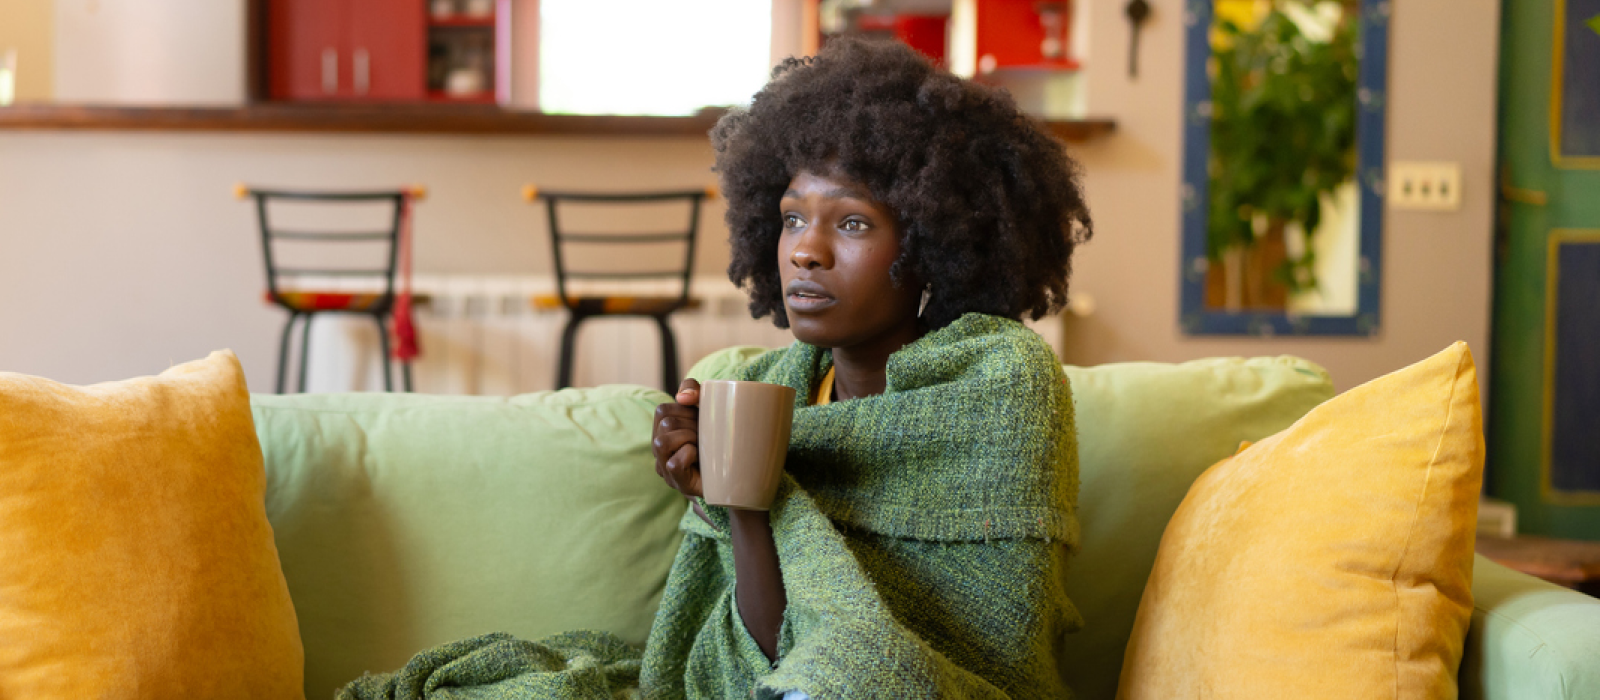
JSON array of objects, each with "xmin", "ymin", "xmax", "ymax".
[
  {"xmin": 255, "ymin": 349, "xmax": 1333, "ymax": 700},
  {"xmin": 1054, "ymin": 356, "xmax": 1334, "ymax": 698},
  {"xmin": 253, "ymin": 387, "xmax": 685, "ymax": 700}
]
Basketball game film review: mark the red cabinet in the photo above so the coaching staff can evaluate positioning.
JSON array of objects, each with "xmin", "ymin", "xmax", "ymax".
[
  {"xmin": 973, "ymin": 0, "xmax": 1079, "ymax": 73},
  {"xmin": 269, "ymin": 0, "xmax": 425, "ymax": 102}
]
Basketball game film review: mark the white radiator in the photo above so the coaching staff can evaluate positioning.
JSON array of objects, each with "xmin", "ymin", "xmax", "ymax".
[{"xmin": 292, "ymin": 275, "xmax": 1067, "ymax": 395}]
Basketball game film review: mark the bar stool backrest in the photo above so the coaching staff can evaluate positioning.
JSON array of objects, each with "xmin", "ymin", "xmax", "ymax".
[
  {"xmin": 535, "ymin": 189, "xmax": 708, "ymax": 312},
  {"xmin": 247, "ymin": 188, "xmax": 406, "ymax": 313}
]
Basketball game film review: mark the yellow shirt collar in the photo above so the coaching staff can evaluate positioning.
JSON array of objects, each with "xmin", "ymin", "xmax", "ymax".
[{"xmin": 813, "ymin": 366, "xmax": 835, "ymax": 406}]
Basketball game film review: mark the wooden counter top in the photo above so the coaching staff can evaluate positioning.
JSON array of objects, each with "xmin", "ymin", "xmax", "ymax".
[{"xmin": 0, "ymin": 103, "xmax": 1117, "ymax": 141}]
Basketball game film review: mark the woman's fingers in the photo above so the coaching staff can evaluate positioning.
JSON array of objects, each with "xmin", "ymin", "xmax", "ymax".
[
  {"xmin": 653, "ymin": 427, "xmax": 697, "ymax": 463},
  {"xmin": 653, "ymin": 387, "xmax": 701, "ymax": 496},
  {"xmin": 654, "ymin": 401, "xmax": 697, "ymax": 425},
  {"xmin": 656, "ymin": 415, "xmax": 697, "ymax": 434},
  {"xmin": 652, "ymin": 406, "xmax": 697, "ymax": 453},
  {"xmin": 666, "ymin": 443, "xmax": 701, "ymax": 498},
  {"xmin": 652, "ymin": 404, "xmax": 697, "ymax": 453},
  {"xmin": 675, "ymin": 378, "xmax": 702, "ymax": 407},
  {"xmin": 661, "ymin": 445, "xmax": 683, "ymax": 490}
]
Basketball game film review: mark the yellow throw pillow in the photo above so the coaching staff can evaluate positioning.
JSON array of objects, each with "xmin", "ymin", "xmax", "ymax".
[
  {"xmin": 0, "ymin": 351, "xmax": 304, "ymax": 699},
  {"xmin": 1118, "ymin": 343, "xmax": 1483, "ymax": 699}
]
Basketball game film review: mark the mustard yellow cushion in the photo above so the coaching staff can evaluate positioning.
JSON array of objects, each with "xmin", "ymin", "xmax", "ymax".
[
  {"xmin": 0, "ymin": 351, "xmax": 304, "ymax": 699},
  {"xmin": 1119, "ymin": 342, "xmax": 1484, "ymax": 699}
]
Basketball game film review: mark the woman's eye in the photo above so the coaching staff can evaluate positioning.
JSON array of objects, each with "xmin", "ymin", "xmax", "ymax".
[
  {"xmin": 783, "ymin": 214, "xmax": 804, "ymax": 229},
  {"xmin": 841, "ymin": 219, "xmax": 870, "ymax": 232}
]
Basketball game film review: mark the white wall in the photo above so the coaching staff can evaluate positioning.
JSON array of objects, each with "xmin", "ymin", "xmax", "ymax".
[
  {"xmin": 53, "ymin": 0, "xmax": 245, "ymax": 105},
  {"xmin": 505, "ymin": 0, "xmax": 808, "ymax": 111}
]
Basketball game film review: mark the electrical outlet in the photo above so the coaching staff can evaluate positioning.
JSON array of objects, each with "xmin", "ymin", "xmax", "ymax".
[{"xmin": 1388, "ymin": 161, "xmax": 1463, "ymax": 211}]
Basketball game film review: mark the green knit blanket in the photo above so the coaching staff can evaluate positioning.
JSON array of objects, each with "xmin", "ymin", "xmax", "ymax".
[{"xmin": 339, "ymin": 313, "xmax": 1081, "ymax": 700}]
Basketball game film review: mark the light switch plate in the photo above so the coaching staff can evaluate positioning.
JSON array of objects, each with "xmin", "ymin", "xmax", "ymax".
[{"xmin": 1388, "ymin": 161, "xmax": 1463, "ymax": 211}]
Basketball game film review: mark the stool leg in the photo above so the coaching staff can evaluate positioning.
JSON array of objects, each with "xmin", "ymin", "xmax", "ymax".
[
  {"xmin": 373, "ymin": 313, "xmax": 394, "ymax": 392},
  {"xmin": 298, "ymin": 313, "xmax": 314, "ymax": 393},
  {"xmin": 276, "ymin": 312, "xmax": 299, "ymax": 395},
  {"xmin": 656, "ymin": 314, "xmax": 680, "ymax": 394},
  {"xmin": 402, "ymin": 362, "xmax": 414, "ymax": 393},
  {"xmin": 557, "ymin": 313, "xmax": 584, "ymax": 390}
]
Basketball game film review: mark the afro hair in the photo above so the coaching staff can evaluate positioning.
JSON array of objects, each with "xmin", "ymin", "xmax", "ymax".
[{"xmin": 711, "ymin": 36, "xmax": 1093, "ymax": 331}]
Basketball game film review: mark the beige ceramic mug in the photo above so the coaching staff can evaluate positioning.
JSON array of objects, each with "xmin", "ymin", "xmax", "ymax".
[{"xmin": 699, "ymin": 380, "xmax": 796, "ymax": 510}]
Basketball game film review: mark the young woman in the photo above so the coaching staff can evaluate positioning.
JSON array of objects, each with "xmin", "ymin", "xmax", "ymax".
[
  {"xmin": 645, "ymin": 36, "xmax": 1093, "ymax": 698},
  {"xmin": 340, "ymin": 36, "xmax": 1092, "ymax": 700}
]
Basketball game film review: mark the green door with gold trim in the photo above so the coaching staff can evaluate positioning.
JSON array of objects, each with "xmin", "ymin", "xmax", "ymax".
[{"xmin": 1491, "ymin": 0, "xmax": 1600, "ymax": 539}]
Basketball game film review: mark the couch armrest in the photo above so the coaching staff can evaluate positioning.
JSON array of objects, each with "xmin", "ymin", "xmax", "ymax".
[{"xmin": 1460, "ymin": 554, "xmax": 1600, "ymax": 700}]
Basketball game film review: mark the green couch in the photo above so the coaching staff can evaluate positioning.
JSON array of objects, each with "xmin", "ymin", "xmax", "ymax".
[{"xmin": 252, "ymin": 350, "xmax": 1600, "ymax": 699}]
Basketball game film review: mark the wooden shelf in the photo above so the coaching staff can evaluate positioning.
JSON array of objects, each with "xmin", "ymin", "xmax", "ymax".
[
  {"xmin": 983, "ymin": 61, "xmax": 1082, "ymax": 73},
  {"xmin": 0, "ymin": 103, "xmax": 1116, "ymax": 141},
  {"xmin": 427, "ymin": 15, "xmax": 495, "ymax": 28},
  {"xmin": 426, "ymin": 90, "xmax": 497, "ymax": 104},
  {"xmin": 1047, "ymin": 117, "xmax": 1116, "ymax": 141},
  {"xmin": 0, "ymin": 103, "xmax": 725, "ymax": 137}
]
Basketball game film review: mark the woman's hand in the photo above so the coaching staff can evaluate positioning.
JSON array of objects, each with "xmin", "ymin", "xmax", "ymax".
[
  {"xmin": 656, "ymin": 378, "xmax": 786, "ymax": 661},
  {"xmin": 652, "ymin": 378, "xmax": 702, "ymax": 499}
]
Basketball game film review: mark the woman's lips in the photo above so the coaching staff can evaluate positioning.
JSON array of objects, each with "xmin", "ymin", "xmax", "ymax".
[
  {"xmin": 785, "ymin": 281, "xmax": 835, "ymax": 312},
  {"xmin": 786, "ymin": 291, "xmax": 836, "ymax": 312}
]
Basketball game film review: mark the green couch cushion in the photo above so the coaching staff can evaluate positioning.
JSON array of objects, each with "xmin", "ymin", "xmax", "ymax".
[
  {"xmin": 686, "ymin": 346, "xmax": 770, "ymax": 385},
  {"xmin": 1058, "ymin": 356, "xmax": 1334, "ymax": 698},
  {"xmin": 252, "ymin": 387, "xmax": 685, "ymax": 700},
  {"xmin": 689, "ymin": 349, "xmax": 1335, "ymax": 699},
  {"xmin": 1461, "ymin": 554, "xmax": 1600, "ymax": 700}
]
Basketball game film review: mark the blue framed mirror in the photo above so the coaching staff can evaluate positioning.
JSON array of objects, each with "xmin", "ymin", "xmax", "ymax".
[{"xmin": 1179, "ymin": 0, "xmax": 1389, "ymax": 336}]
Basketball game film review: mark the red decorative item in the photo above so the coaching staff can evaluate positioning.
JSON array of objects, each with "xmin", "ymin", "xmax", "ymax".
[
  {"xmin": 974, "ymin": 0, "xmax": 1079, "ymax": 73},
  {"xmin": 856, "ymin": 14, "xmax": 949, "ymax": 66},
  {"xmin": 392, "ymin": 192, "xmax": 421, "ymax": 361}
]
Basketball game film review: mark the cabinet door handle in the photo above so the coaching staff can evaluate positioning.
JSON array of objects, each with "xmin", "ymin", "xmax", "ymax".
[
  {"xmin": 321, "ymin": 48, "xmax": 338, "ymax": 94},
  {"xmin": 353, "ymin": 48, "xmax": 370, "ymax": 95}
]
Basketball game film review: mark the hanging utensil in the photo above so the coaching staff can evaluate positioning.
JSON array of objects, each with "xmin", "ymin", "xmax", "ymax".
[{"xmin": 1126, "ymin": 0, "xmax": 1151, "ymax": 78}]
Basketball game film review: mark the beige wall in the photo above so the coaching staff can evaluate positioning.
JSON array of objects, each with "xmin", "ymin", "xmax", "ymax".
[
  {"xmin": 0, "ymin": 132, "xmax": 726, "ymax": 389},
  {"xmin": 0, "ymin": 0, "xmax": 55, "ymax": 101},
  {"xmin": 1062, "ymin": 0, "xmax": 1501, "ymax": 391},
  {"xmin": 0, "ymin": 0, "xmax": 1501, "ymax": 394}
]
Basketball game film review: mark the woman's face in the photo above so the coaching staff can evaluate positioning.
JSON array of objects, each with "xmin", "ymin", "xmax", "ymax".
[{"xmin": 777, "ymin": 170, "xmax": 923, "ymax": 353}]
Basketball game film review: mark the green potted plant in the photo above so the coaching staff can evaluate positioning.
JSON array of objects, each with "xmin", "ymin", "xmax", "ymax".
[{"xmin": 1207, "ymin": 1, "xmax": 1357, "ymax": 311}]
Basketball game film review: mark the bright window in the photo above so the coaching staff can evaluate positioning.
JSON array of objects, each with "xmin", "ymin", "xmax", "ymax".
[{"xmin": 539, "ymin": 1, "xmax": 772, "ymax": 116}]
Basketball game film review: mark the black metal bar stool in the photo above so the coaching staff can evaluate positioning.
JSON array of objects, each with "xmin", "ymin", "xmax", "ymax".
[
  {"xmin": 522, "ymin": 185, "xmax": 712, "ymax": 393},
  {"xmin": 239, "ymin": 185, "xmax": 423, "ymax": 393}
]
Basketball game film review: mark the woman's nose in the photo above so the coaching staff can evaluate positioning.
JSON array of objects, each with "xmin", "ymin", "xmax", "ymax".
[{"xmin": 789, "ymin": 231, "xmax": 829, "ymax": 269}]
